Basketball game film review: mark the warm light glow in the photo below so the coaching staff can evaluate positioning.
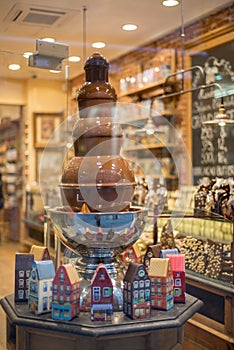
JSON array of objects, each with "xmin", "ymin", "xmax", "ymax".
[
  {"xmin": 162, "ymin": 0, "xmax": 179, "ymax": 7},
  {"xmin": 92, "ymin": 42, "xmax": 106, "ymax": 49},
  {"xmin": 41, "ymin": 37, "xmax": 55, "ymax": 42},
  {"xmin": 68, "ymin": 56, "xmax": 81, "ymax": 62},
  {"xmin": 122, "ymin": 24, "xmax": 138, "ymax": 31},
  {"xmin": 8, "ymin": 64, "xmax": 21, "ymax": 71},
  {"xmin": 23, "ymin": 52, "xmax": 33, "ymax": 58},
  {"xmin": 218, "ymin": 120, "xmax": 226, "ymax": 127},
  {"xmin": 50, "ymin": 70, "xmax": 61, "ymax": 73}
]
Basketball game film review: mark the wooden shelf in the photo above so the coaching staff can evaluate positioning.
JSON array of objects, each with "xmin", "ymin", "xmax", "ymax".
[
  {"xmin": 123, "ymin": 143, "xmax": 175, "ymax": 152},
  {"xmin": 118, "ymin": 78, "xmax": 175, "ymax": 98}
]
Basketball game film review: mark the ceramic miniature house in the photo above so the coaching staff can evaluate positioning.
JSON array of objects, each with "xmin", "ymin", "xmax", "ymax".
[
  {"xmin": 14, "ymin": 253, "xmax": 34, "ymax": 302},
  {"xmin": 52, "ymin": 263, "xmax": 80, "ymax": 321},
  {"xmin": 123, "ymin": 262, "xmax": 151, "ymax": 320},
  {"xmin": 30, "ymin": 245, "xmax": 51, "ymax": 261},
  {"xmin": 143, "ymin": 244, "xmax": 161, "ymax": 268},
  {"xmin": 90, "ymin": 263, "xmax": 114, "ymax": 321},
  {"xmin": 122, "ymin": 242, "xmax": 142, "ymax": 267},
  {"xmin": 148, "ymin": 258, "xmax": 174, "ymax": 310},
  {"xmin": 166, "ymin": 254, "xmax": 186, "ymax": 303},
  {"xmin": 28, "ymin": 260, "xmax": 55, "ymax": 315}
]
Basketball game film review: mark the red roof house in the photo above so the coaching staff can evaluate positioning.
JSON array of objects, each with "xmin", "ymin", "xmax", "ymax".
[
  {"xmin": 90, "ymin": 264, "xmax": 113, "ymax": 321},
  {"xmin": 52, "ymin": 263, "xmax": 80, "ymax": 321}
]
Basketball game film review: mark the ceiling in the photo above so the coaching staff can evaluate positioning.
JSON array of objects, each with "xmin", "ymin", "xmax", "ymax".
[{"xmin": 0, "ymin": 0, "xmax": 230, "ymax": 81}]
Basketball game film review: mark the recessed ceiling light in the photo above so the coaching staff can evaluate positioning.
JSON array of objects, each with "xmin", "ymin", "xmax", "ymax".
[
  {"xmin": 122, "ymin": 24, "xmax": 138, "ymax": 31},
  {"xmin": 162, "ymin": 0, "xmax": 179, "ymax": 7},
  {"xmin": 41, "ymin": 37, "xmax": 55, "ymax": 42},
  {"xmin": 8, "ymin": 64, "xmax": 21, "ymax": 71},
  {"xmin": 68, "ymin": 56, "xmax": 81, "ymax": 63},
  {"xmin": 23, "ymin": 52, "xmax": 33, "ymax": 58},
  {"xmin": 92, "ymin": 42, "xmax": 106, "ymax": 49}
]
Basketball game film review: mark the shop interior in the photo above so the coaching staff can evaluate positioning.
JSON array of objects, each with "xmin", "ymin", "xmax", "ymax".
[{"xmin": 0, "ymin": 1, "xmax": 234, "ymax": 349}]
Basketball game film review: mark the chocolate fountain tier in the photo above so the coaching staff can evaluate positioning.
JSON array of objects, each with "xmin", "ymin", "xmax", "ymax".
[
  {"xmin": 60, "ymin": 155, "xmax": 136, "ymax": 212},
  {"xmin": 72, "ymin": 116, "xmax": 123, "ymax": 156},
  {"xmin": 78, "ymin": 52, "xmax": 117, "ymax": 115}
]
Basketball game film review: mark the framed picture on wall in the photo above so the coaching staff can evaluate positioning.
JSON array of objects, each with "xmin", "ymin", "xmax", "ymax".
[
  {"xmin": 34, "ymin": 112, "xmax": 63, "ymax": 148},
  {"xmin": 36, "ymin": 147, "xmax": 64, "ymax": 182}
]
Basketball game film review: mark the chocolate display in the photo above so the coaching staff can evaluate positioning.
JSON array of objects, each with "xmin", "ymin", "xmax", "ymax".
[{"xmin": 49, "ymin": 53, "xmax": 147, "ymax": 311}]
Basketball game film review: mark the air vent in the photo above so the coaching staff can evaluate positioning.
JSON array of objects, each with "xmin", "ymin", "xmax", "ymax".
[{"xmin": 4, "ymin": 2, "xmax": 78, "ymax": 27}]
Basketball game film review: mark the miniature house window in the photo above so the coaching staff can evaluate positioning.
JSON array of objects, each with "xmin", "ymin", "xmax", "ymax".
[
  {"xmin": 145, "ymin": 279, "xmax": 150, "ymax": 287},
  {"xmin": 59, "ymin": 272, "xmax": 65, "ymax": 282},
  {"xmin": 66, "ymin": 285, "xmax": 71, "ymax": 292},
  {"xmin": 43, "ymin": 297, "xmax": 48, "ymax": 310},
  {"xmin": 99, "ymin": 272, "xmax": 105, "ymax": 280},
  {"xmin": 128, "ymin": 291, "xmax": 131, "ymax": 302},
  {"xmin": 145, "ymin": 289, "xmax": 150, "ymax": 300},
  {"xmin": 66, "ymin": 296, "xmax": 70, "ymax": 302},
  {"xmin": 32, "ymin": 270, "xmax": 36, "ymax": 280},
  {"xmin": 175, "ymin": 278, "xmax": 181, "ymax": 286},
  {"xmin": 133, "ymin": 290, "xmax": 139, "ymax": 302},
  {"xmin": 30, "ymin": 282, "xmax": 37, "ymax": 293},
  {"xmin": 60, "ymin": 285, "xmax": 64, "ymax": 292},
  {"xmin": 103, "ymin": 287, "xmax": 111, "ymax": 297},
  {"xmin": 54, "ymin": 295, "xmax": 57, "ymax": 301},
  {"xmin": 19, "ymin": 270, "xmax": 24, "ymax": 278},
  {"xmin": 26, "ymin": 280, "xmax": 29, "ymax": 288},
  {"xmin": 19, "ymin": 279, "xmax": 24, "ymax": 288},
  {"xmin": 133, "ymin": 281, "xmax": 139, "ymax": 289},
  {"xmin": 139, "ymin": 280, "xmax": 144, "ymax": 288},
  {"xmin": 26, "ymin": 270, "xmax": 31, "ymax": 278},
  {"xmin": 93, "ymin": 286, "xmax": 101, "ymax": 302},
  {"xmin": 18, "ymin": 290, "xmax": 24, "ymax": 299},
  {"xmin": 138, "ymin": 269, "xmax": 145, "ymax": 277},
  {"xmin": 139, "ymin": 290, "xmax": 145, "ymax": 299},
  {"xmin": 60, "ymin": 295, "xmax": 64, "ymax": 303},
  {"xmin": 43, "ymin": 282, "xmax": 48, "ymax": 292}
]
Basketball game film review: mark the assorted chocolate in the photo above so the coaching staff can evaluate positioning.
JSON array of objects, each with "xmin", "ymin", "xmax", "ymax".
[{"xmin": 194, "ymin": 178, "xmax": 234, "ymax": 219}]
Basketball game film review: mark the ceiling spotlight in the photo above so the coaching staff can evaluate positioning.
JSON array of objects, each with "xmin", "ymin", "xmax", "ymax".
[
  {"xmin": 23, "ymin": 52, "xmax": 33, "ymax": 58},
  {"xmin": 162, "ymin": 0, "xmax": 179, "ymax": 7},
  {"xmin": 8, "ymin": 64, "xmax": 21, "ymax": 71},
  {"xmin": 203, "ymin": 97, "xmax": 234, "ymax": 126},
  {"xmin": 92, "ymin": 42, "xmax": 106, "ymax": 49},
  {"xmin": 122, "ymin": 24, "xmax": 138, "ymax": 31},
  {"xmin": 68, "ymin": 56, "xmax": 81, "ymax": 62}
]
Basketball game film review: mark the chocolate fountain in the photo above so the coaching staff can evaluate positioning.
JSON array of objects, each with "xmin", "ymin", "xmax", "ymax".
[{"xmin": 49, "ymin": 53, "xmax": 147, "ymax": 310}]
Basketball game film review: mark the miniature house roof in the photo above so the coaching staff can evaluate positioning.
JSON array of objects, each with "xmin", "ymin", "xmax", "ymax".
[
  {"xmin": 132, "ymin": 243, "xmax": 142, "ymax": 258},
  {"xmin": 124, "ymin": 262, "xmax": 146, "ymax": 283},
  {"xmin": 59, "ymin": 263, "xmax": 80, "ymax": 284},
  {"xmin": 146, "ymin": 244, "xmax": 161, "ymax": 258},
  {"xmin": 91, "ymin": 263, "xmax": 112, "ymax": 285},
  {"xmin": 148, "ymin": 258, "xmax": 171, "ymax": 277},
  {"xmin": 32, "ymin": 260, "xmax": 55, "ymax": 280},
  {"xmin": 30, "ymin": 245, "xmax": 50, "ymax": 260}
]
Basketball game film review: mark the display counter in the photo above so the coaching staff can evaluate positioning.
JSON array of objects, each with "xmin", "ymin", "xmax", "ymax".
[{"xmin": 1, "ymin": 294, "xmax": 202, "ymax": 350}]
